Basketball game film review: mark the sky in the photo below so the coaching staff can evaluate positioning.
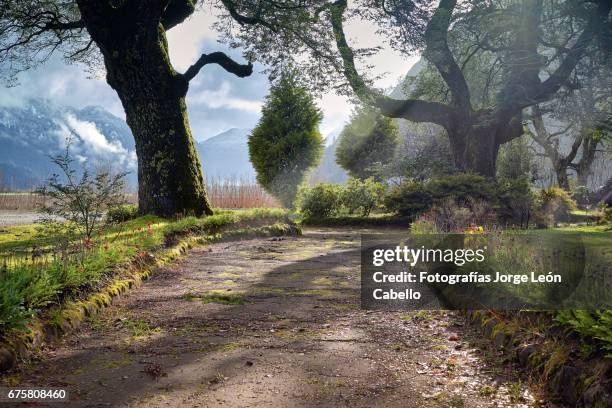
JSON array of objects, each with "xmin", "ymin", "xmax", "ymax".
[{"xmin": 0, "ymin": 5, "xmax": 418, "ymax": 141}]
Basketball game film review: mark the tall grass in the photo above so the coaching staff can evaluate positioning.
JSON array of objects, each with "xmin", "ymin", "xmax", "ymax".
[
  {"xmin": 0, "ymin": 193, "xmax": 46, "ymax": 211},
  {"xmin": 206, "ymin": 176, "xmax": 279, "ymax": 209},
  {"xmin": 0, "ymin": 177, "xmax": 279, "ymax": 212}
]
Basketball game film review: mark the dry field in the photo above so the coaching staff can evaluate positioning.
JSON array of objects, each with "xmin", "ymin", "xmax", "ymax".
[{"xmin": 0, "ymin": 178, "xmax": 279, "ymax": 213}]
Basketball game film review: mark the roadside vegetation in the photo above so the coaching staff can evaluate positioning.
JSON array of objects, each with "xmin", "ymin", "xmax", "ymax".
[{"xmin": 0, "ymin": 208, "xmax": 291, "ymax": 336}]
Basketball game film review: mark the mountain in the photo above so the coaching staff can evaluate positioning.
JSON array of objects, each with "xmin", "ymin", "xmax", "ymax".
[
  {"xmin": 197, "ymin": 128, "xmax": 255, "ymax": 181},
  {"xmin": 0, "ymin": 98, "xmax": 136, "ymax": 189},
  {"xmin": 197, "ymin": 128, "xmax": 348, "ymax": 184},
  {"xmin": 309, "ymin": 135, "xmax": 348, "ymax": 184},
  {"xmin": 0, "ymin": 100, "xmax": 348, "ymax": 190}
]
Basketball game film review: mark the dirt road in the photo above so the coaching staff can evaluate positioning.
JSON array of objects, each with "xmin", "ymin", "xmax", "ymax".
[{"xmin": 7, "ymin": 228, "xmax": 538, "ymax": 407}]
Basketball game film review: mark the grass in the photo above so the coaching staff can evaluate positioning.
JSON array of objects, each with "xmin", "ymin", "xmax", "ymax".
[
  {"xmin": 183, "ymin": 290, "xmax": 249, "ymax": 305},
  {"xmin": 554, "ymin": 224, "xmax": 610, "ymax": 233},
  {"xmin": 0, "ymin": 208, "xmax": 289, "ymax": 336}
]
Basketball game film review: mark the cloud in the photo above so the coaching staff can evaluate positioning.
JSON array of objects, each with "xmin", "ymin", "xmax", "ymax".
[
  {"xmin": 166, "ymin": 5, "xmax": 219, "ymax": 71},
  {"xmin": 0, "ymin": 57, "xmax": 124, "ymax": 118},
  {"xmin": 189, "ymin": 81, "xmax": 263, "ymax": 113},
  {"xmin": 55, "ymin": 114, "xmax": 137, "ymax": 169}
]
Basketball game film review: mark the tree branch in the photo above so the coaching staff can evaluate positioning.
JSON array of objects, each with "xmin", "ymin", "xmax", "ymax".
[
  {"xmin": 328, "ymin": 0, "xmax": 453, "ymax": 127},
  {"xmin": 532, "ymin": 26, "xmax": 595, "ymax": 105},
  {"xmin": 183, "ymin": 51, "xmax": 253, "ymax": 81},
  {"xmin": 220, "ymin": 0, "xmax": 279, "ymax": 33},
  {"xmin": 501, "ymin": 0, "xmax": 610, "ymax": 113},
  {"xmin": 161, "ymin": 0, "xmax": 195, "ymax": 30},
  {"xmin": 423, "ymin": 0, "xmax": 471, "ymax": 113},
  {"xmin": 374, "ymin": 97, "xmax": 454, "ymax": 126}
]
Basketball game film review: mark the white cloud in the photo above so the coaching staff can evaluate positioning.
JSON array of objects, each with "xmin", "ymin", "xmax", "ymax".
[
  {"xmin": 189, "ymin": 81, "xmax": 263, "ymax": 113},
  {"xmin": 318, "ymin": 93, "xmax": 353, "ymax": 137},
  {"xmin": 65, "ymin": 115, "xmax": 126, "ymax": 155},
  {"xmin": 54, "ymin": 114, "xmax": 137, "ymax": 169},
  {"xmin": 166, "ymin": 5, "xmax": 219, "ymax": 72}
]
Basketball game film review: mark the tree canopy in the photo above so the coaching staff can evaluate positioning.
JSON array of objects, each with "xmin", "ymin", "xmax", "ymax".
[
  {"xmin": 335, "ymin": 105, "xmax": 399, "ymax": 180},
  {"xmin": 216, "ymin": 0, "xmax": 612, "ymax": 177}
]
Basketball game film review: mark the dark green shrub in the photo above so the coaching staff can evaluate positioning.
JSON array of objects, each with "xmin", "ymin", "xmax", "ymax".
[
  {"xmin": 384, "ymin": 173, "xmax": 495, "ymax": 218},
  {"xmin": 427, "ymin": 173, "xmax": 496, "ymax": 203},
  {"xmin": 570, "ymin": 184, "xmax": 590, "ymax": 208},
  {"xmin": 383, "ymin": 182, "xmax": 434, "ymax": 217},
  {"xmin": 106, "ymin": 204, "xmax": 139, "ymax": 224},
  {"xmin": 298, "ymin": 184, "xmax": 342, "ymax": 218},
  {"xmin": 534, "ymin": 187, "xmax": 577, "ymax": 227},
  {"xmin": 496, "ymin": 136, "xmax": 535, "ymax": 180},
  {"xmin": 496, "ymin": 176, "xmax": 535, "ymax": 228},
  {"xmin": 341, "ymin": 178, "xmax": 385, "ymax": 216}
]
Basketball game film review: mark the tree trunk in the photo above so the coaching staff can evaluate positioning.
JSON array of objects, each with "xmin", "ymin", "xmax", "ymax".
[
  {"xmin": 447, "ymin": 122, "xmax": 502, "ymax": 178},
  {"xmin": 76, "ymin": 3, "xmax": 212, "ymax": 218},
  {"xmin": 555, "ymin": 163, "xmax": 571, "ymax": 190},
  {"xmin": 124, "ymin": 94, "xmax": 212, "ymax": 218},
  {"xmin": 576, "ymin": 133, "xmax": 597, "ymax": 188}
]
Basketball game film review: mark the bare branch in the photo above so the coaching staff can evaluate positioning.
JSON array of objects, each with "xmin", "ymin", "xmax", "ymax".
[
  {"xmin": 183, "ymin": 51, "xmax": 253, "ymax": 81},
  {"xmin": 220, "ymin": 0, "xmax": 279, "ymax": 33},
  {"xmin": 328, "ymin": 0, "xmax": 453, "ymax": 127}
]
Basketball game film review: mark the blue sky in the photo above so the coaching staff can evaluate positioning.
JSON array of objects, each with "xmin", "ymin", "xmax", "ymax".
[{"xmin": 0, "ymin": 6, "xmax": 417, "ymax": 141}]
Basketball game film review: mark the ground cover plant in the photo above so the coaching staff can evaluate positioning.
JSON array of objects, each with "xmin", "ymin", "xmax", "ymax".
[{"xmin": 0, "ymin": 208, "xmax": 290, "ymax": 336}]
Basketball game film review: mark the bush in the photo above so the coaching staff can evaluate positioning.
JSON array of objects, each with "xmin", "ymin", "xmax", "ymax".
[
  {"xmin": 496, "ymin": 136, "xmax": 535, "ymax": 180},
  {"xmin": 106, "ymin": 204, "xmax": 139, "ymax": 224},
  {"xmin": 496, "ymin": 176, "xmax": 535, "ymax": 228},
  {"xmin": 384, "ymin": 173, "xmax": 495, "ymax": 218},
  {"xmin": 341, "ymin": 178, "xmax": 385, "ymax": 216},
  {"xmin": 605, "ymin": 207, "xmax": 612, "ymax": 223},
  {"xmin": 570, "ymin": 184, "xmax": 590, "ymax": 208},
  {"xmin": 37, "ymin": 145, "xmax": 128, "ymax": 261},
  {"xmin": 534, "ymin": 187, "xmax": 577, "ymax": 227},
  {"xmin": 383, "ymin": 182, "xmax": 434, "ymax": 217},
  {"xmin": 297, "ymin": 183, "xmax": 342, "ymax": 218},
  {"xmin": 427, "ymin": 173, "xmax": 496, "ymax": 204},
  {"xmin": 410, "ymin": 216, "xmax": 439, "ymax": 234},
  {"xmin": 414, "ymin": 197, "xmax": 497, "ymax": 233}
]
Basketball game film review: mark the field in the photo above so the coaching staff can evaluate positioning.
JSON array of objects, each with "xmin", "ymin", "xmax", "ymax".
[{"xmin": 0, "ymin": 178, "xmax": 279, "ymax": 214}]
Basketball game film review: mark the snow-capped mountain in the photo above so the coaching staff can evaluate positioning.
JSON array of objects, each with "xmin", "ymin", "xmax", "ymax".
[
  {"xmin": 0, "ymin": 98, "xmax": 136, "ymax": 189},
  {"xmin": 0, "ymin": 99, "xmax": 347, "ymax": 190}
]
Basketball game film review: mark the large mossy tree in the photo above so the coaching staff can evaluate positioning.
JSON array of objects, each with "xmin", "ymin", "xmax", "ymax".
[
  {"xmin": 214, "ymin": 0, "xmax": 611, "ymax": 179},
  {"xmin": 0, "ymin": 0, "xmax": 260, "ymax": 217},
  {"xmin": 248, "ymin": 69, "xmax": 323, "ymax": 208}
]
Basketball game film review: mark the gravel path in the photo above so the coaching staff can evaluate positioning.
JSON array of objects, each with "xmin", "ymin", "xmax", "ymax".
[{"xmin": 6, "ymin": 228, "xmax": 542, "ymax": 407}]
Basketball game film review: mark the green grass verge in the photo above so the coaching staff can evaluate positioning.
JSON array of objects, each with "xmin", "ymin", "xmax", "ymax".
[{"xmin": 0, "ymin": 208, "xmax": 290, "ymax": 336}]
